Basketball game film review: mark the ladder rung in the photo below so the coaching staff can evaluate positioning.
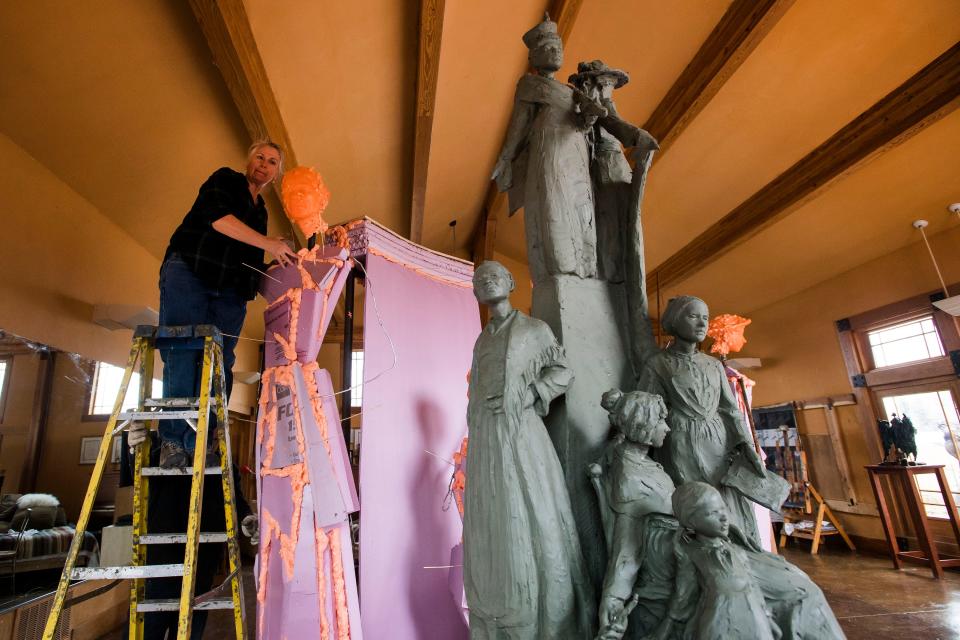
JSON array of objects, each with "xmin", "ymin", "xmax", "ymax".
[
  {"xmin": 72, "ymin": 564, "xmax": 184, "ymax": 580},
  {"xmin": 141, "ymin": 466, "xmax": 223, "ymax": 476},
  {"xmin": 136, "ymin": 597, "xmax": 235, "ymax": 612},
  {"xmin": 138, "ymin": 533, "xmax": 228, "ymax": 544},
  {"xmin": 119, "ymin": 410, "xmax": 201, "ymax": 421},
  {"xmin": 143, "ymin": 397, "xmax": 200, "ymax": 408}
]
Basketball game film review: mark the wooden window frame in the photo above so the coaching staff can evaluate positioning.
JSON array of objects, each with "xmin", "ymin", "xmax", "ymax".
[
  {"xmin": 82, "ymin": 361, "xmax": 159, "ymax": 422},
  {"xmin": 0, "ymin": 355, "xmax": 11, "ymax": 424},
  {"xmin": 837, "ymin": 285, "xmax": 960, "ymax": 522}
]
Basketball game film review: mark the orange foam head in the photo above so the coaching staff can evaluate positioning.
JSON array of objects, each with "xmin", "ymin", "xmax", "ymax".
[{"xmin": 282, "ymin": 166, "xmax": 331, "ymax": 238}]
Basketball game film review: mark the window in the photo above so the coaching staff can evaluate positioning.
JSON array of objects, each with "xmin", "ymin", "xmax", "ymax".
[
  {"xmin": 0, "ymin": 357, "xmax": 10, "ymax": 421},
  {"xmin": 881, "ymin": 391, "xmax": 960, "ymax": 518},
  {"xmin": 351, "ymin": 351, "xmax": 364, "ymax": 408},
  {"xmin": 87, "ymin": 362, "xmax": 162, "ymax": 417},
  {"xmin": 867, "ymin": 316, "xmax": 944, "ymax": 368}
]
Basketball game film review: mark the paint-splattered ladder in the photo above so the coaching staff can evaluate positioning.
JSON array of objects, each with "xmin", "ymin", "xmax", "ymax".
[{"xmin": 42, "ymin": 325, "xmax": 247, "ymax": 640}]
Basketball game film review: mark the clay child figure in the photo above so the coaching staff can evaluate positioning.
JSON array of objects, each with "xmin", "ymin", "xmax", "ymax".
[{"xmin": 653, "ymin": 481, "xmax": 779, "ymax": 640}]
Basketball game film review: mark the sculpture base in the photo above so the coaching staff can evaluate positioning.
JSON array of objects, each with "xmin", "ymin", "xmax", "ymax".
[{"xmin": 532, "ymin": 275, "xmax": 633, "ymax": 589}]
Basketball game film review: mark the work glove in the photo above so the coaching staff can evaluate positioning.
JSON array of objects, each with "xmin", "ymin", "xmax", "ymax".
[{"xmin": 127, "ymin": 421, "xmax": 149, "ymax": 452}]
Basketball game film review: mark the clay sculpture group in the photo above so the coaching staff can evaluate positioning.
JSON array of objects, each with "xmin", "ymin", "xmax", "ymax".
[{"xmin": 462, "ymin": 14, "xmax": 846, "ymax": 640}]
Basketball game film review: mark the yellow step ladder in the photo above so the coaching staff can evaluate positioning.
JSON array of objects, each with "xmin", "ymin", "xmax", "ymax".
[{"xmin": 43, "ymin": 325, "xmax": 247, "ymax": 639}]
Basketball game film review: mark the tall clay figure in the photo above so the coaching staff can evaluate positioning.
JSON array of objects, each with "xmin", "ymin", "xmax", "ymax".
[
  {"xmin": 636, "ymin": 296, "xmax": 764, "ymax": 542},
  {"xmin": 491, "ymin": 15, "xmax": 604, "ymax": 284},
  {"xmin": 589, "ymin": 390, "xmax": 680, "ymax": 640},
  {"xmin": 464, "ymin": 261, "xmax": 595, "ymax": 639}
]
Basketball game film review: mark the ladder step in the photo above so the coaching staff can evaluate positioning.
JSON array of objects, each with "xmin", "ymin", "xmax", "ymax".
[
  {"xmin": 119, "ymin": 410, "xmax": 201, "ymax": 421},
  {"xmin": 143, "ymin": 397, "xmax": 200, "ymax": 408},
  {"xmin": 136, "ymin": 597, "xmax": 235, "ymax": 612},
  {"xmin": 72, "ymin": 564, "xmax": 184, "ymax": 580},
  {"xmin": 141, "ymin": 466, "xmax": 223, "ymax": 476},
  {"xmin": 138, "ymin": 533, "xmax": 228, "ymax": 544}
]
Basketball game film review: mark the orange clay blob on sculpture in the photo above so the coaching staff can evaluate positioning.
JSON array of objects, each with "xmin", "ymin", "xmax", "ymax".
[
  {"xmin": 326, "ymin": 224, "xmax": 350, "ymax": 249},
  {"xmin": 451, "ymin": 437, "xmax": 468, "ymax": 518},
  {"xmin": 281, "ymin": 166, "xmax": 331, "ymax": 238},
  {"xmin": 707, "ymin": 314, "xmax": 752, "ymax": 357}
]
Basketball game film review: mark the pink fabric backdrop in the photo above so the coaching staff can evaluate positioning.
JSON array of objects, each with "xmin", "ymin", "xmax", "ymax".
[{"xmin": 359, "ymin": 252, "xmax": 478, "ymax": 640}]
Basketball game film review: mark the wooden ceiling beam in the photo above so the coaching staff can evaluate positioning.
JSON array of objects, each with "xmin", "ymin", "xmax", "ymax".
[
  {"xmin": 643, "ymin": 0, "xmax": 796, "ymax": 155},
  {"xmin": 648, "ymin": 42, "xmax": 960, "ymax": 293},
  {"xmin": 188, "ymin": 0, "xmax": 298, "ymax": 167},
  {"xmin": 469, "ymin": 0, "xmax": 582, "ymax": 263},
  {"xmin": 409, "ymin": 0, "xmax": 446, "ymax": 244}
]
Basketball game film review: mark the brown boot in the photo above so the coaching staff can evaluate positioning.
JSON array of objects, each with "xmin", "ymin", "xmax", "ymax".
[
  {"xmin": 205, "ymin": 429, "xmax": 221, "ymax": 468},
  {"xmin": 159, "ymin": 440, "xmax": 189, "ymax": 469}
]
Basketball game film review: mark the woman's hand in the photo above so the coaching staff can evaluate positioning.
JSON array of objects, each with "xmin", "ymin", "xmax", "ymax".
[
  {"xmin": 265, "ymin": 237, "xmax": 297, "ymax": 267},
  {"xmin": 211, "ymin": 215, "xmax": 298, "ymax": 267},
  {"xmin": 599, "ymin": 595, "xmax": 624, "ymax": 629}
]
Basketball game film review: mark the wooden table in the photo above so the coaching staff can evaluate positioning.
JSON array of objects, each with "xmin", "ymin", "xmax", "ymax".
[{"xmin": 865, "ymin": 464, "xmax": 960, "ymax": 578}]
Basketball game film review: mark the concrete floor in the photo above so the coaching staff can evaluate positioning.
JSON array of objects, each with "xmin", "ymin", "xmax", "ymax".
[
  {"xmin": 105, "ymin": 545, "xmax": 960, "ymax": 639},
  {"xmin": 783, "ymin": 544, "xmax": 960, "ymax": 640}
]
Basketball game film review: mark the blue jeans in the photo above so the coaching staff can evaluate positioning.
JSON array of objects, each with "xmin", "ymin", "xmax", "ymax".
[{"xmin": 158, "ymin": 255, "xmax": 246, "ymax": 451}]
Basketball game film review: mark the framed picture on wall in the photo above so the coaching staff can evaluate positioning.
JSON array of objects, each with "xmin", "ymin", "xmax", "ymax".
[
  {"xmin": 79, "ymin": 437, "xmax": 100, "ymax": 464},
  {"xmin": 79, "ymin": 436, "xmax": 122, "ymax": 464}
]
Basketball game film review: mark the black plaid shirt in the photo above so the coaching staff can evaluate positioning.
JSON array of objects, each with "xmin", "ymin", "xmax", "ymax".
[{"xmin": 164, "ymin": 167, "xmax": 267, "ymax": 300}]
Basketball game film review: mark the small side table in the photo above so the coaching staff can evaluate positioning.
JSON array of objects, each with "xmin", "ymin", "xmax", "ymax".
[{"xmin": 865, "ymin": 464, "xmax": 960, "ymax": 578}]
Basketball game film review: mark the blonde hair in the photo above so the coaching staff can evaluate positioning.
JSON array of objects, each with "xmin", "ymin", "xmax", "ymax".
[{"xmin": 247, "ymin": 140, "xmax": 285, "ymax": 176}]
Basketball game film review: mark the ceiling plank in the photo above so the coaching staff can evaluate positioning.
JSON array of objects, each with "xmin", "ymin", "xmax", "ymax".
[
  {"xmin": 188, "ymin": 0, "xmax": 297, "ymax": 167},
  {"xmin": 470, "ymin": 0, "xmax": 582, "ymax": 262},
  {"xmin": 643, "ymin": 0, "xmax": 796, "ymax": 155},
  {"xmin": 409, "ymin": 0, "xmax": 446, "ymax": 244},
  {"xmin": 648, "ymin": 41, "xmax": 960, "ymax": 293}
]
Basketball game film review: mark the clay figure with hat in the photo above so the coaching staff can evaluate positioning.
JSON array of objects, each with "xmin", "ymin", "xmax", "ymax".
[
  {"xmin": 569, "ymin": 58, "xmax": 660, "ymax": 372},
  {"xmin": 491, "ymin": 13, "xmax": 605, "ymax": 284}
]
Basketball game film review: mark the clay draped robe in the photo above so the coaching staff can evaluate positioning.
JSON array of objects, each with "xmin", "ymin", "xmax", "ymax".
[{"xmin": 464, "ymin": 309, "xmax": 594, "ymax": 638}]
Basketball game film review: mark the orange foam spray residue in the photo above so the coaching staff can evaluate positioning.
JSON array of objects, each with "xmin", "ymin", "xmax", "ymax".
[
  {"xmin": 258, "ymin": 369, "xmax": 278, "ymax": 467},
  {"xmin": 302, "ymin": 362, "xmax": 335, "ymax": 460},
  {"xmin": 258, "ymin": 251, "xmax": 356, "ymax": 637},
  {"xmin": 329, "ymin": 527, "xmax": 351, "ymax": 640},
  {"xmin": 257, "ymin": 510, "xmax": 283, "ymax": 639},
  {"xmin": 314, "ymin": 525, "xmax": 331, "ymax": 639},
  {"xmin": 259, "ymin": 364, "xmax": 312, "ymax": 579}
]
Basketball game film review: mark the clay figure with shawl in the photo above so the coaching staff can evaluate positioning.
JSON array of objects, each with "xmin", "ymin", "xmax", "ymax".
[
  {"xmin": 636, "ymin": 296, "xmax": 766, "ymax": 542},
  {"xmin": 464, "ymin": 260, "xmax": 595, "ymax": 639}
]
